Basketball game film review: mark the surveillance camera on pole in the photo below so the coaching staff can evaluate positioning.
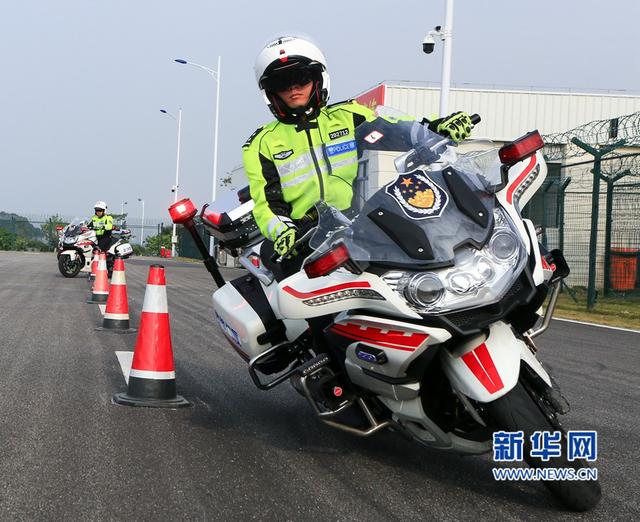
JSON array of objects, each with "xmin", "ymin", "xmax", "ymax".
[
  {"xmin": 422, "ymin": 33, "xmax": 436, "ymax": 54},
  {"xmin": 422, "ymin": 0, "xmax": 455, "ymax": 116}
]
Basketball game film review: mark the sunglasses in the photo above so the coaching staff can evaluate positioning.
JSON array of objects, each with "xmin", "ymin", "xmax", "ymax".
[{"xmin": 265, "ymin": 67, "xmax": 314, "ymax": 93}]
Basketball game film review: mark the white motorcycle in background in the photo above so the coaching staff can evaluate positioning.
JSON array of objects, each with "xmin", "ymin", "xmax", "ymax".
[
  {"xmin": 56, "ymin": 218, "xmax": 134, "ymax": 277},
  {"xmin": 171, "ymin": 109, "xmax": 601, "ymax": 511}
]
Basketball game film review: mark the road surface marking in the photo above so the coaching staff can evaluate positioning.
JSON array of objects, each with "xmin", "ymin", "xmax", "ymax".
[
  {"xmin": 115, "ymin": 351, "xmax": 133, "ymax": 384},
  {"xmin": 553, "ymin": 317, "xmax": 640, "ymax": 334}
]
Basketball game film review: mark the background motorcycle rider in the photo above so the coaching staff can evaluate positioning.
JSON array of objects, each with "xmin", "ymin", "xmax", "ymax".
[
  {"xmin": 243, "ymin": 34, "xmax": 475, "ymax": 281},
  {"xmin": 88, "ymin": 201, "xmax": 114, "ymax": 253}
]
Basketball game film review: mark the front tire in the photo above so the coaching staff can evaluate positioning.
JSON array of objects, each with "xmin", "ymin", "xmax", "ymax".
[
  {"xmin": 58, "ymin": 254, "xmax": 83, "ymax": 278},
  {"xmin": 486, "ymin": 381, "xmax": 601, "ymax": 512}
]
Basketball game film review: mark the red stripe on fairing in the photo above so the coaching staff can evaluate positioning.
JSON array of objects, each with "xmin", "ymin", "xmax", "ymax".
[
  {"xmin": 282, "ymin": 281, "xmax": 371, "ymax": 299},
  {"xmin": 131, "ymin": 312, "xmax": 175, "ymax": 372},
  {"xmin": 506, "ymin": 155, "xmax": 537, "ymax": 204},
  {"xmin": 330, "ymin": 323, "xmax": 428, "ymax": 351},
  {"xmin": 461, "ymin": 342, "xmax": 504, "ymax": 393}
]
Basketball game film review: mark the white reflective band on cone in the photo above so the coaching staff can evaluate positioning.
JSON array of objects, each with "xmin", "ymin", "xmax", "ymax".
[
  {"xmin": 141, "ymin": 284, "xmax": 168, "ymax": 313},
  {"xmin": 104, "ymin": 313, "xmax": 130, "ymax": 320},
  {"xmin": 129, "ymin": 369, "xmax": 175, "ymax": 380},
  {"xmin": 110, "ymin": 270, "xmax": 126, "ymax": 285}
]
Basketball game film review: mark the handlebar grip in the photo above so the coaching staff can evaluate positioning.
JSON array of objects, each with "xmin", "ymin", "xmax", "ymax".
[{"xmin": 470, "ymin": 114, "xmax": 481, "ymax": 125}]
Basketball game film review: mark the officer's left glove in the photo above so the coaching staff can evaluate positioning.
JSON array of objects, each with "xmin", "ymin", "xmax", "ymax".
[
  {"xmin": 430, "ymin": 111, "xmax": 473, "ymax": 143},
  {"xmin": 273, "ymin": 226, "xmax": 298, "ymax": 258}
]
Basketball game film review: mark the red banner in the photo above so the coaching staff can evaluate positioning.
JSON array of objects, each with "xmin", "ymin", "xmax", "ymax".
[{"xmin": 354, "ymin": 84, "xmax": 386, "ymax": 111}]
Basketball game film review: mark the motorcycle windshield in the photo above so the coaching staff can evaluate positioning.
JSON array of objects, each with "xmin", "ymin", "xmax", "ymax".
[
  {"xmin": 64, "ymin": 218, "xmax": 84, "ymax": 238},
  {"xmin": 310, "ymin": 108, "xmax": 504, "ymax": 269}
]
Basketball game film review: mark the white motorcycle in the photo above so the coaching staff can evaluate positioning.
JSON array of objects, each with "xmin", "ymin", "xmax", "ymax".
[
  {"xmin": 57, "ymin": 218, "xmax": 133, "ymax": 277},
  {"xmin": 170, "ymin": 110, "xmax": 600, "ymax": 511}
]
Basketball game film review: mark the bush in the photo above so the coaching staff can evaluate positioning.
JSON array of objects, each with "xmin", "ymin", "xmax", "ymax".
[{"xmin": 132, "ymin": 244, "xmax": 146, "ymax": 256}]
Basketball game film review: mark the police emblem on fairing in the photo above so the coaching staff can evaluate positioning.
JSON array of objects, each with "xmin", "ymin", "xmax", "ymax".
[{"xmin": 384, "ymin": 170, "xmax": 448, "ymax": 219}]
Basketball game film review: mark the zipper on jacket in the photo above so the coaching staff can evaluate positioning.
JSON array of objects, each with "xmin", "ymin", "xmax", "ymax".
[{"xmin": 304, "ymin": 127, "xmax": 325, "ymax": 200}]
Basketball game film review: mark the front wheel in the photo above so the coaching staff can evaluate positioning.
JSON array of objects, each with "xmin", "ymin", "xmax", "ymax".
[
  {"xmin": 58, "ymin": 254, "xmax": 83, "ymax": 278},
  {"xmin": 486, "ymin": 381, "xmax": 601, "ymax": 512}
]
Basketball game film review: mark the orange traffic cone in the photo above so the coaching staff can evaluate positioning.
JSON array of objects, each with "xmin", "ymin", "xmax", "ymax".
[
  {"xmin": 88, "ymin": 249, "xmax": 98, "ymax": 281},
  {"xmin": 96, "ymin": 258, "xmax": 135, "ymax": 333},
  {"xmin": 113, "ymin": 265, "xmax": 189, "ymax": 408},
  {"xmin": 87, "ymin": 253, "xmax": 109, "ymax": 303}
]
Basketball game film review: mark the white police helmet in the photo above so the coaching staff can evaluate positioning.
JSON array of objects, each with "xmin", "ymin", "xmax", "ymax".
[{"xmin": 254, "ymin": 35, "xmax": 330, "ymax": 123}]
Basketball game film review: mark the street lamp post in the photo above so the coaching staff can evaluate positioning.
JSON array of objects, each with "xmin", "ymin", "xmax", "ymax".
[
  {"xmin": 175, "ymin": 55, "xmax": 222, "ymax": 256},
  {"xmin": 160, "ymin": 108, "xmax": 183, "ymax": 257},
  {"xmin": 423, "ymin": 0, "xmax": 455, "ymax": 117},
  {"xmin": 121, "ymin": 201, "xmax": 128, "ymax": 218},
  {"xmin": 137, "ymin": 197, "xmax": 145, "ymax": 245}
]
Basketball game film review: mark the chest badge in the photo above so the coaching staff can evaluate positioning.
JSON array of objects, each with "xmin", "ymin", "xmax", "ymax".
[
  {"xmin": 385, "ymin": 171, "xmax": 448, "ymax": 220},
  {"xmin": 273, "ymin": 149, "xmax": 294, "ymax": 160}
]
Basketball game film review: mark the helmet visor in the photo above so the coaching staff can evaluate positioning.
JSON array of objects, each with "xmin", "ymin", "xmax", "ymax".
[{"xmin": 262, "ymin": 64, "xmax": 316, "ymax": 93}]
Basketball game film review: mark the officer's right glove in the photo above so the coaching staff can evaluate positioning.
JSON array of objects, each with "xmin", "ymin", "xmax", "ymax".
[{"xmin": 273, "ymin": 226, "xmax": 298, "ymax": 258}]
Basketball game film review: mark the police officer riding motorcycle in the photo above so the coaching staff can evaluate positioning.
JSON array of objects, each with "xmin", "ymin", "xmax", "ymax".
[
  {"xmin": 88, "ymin": 201, "xmax": 114, "ymax": 253},
  {"xmin": 243, "ymin": 36, "xmax": 473, "ymax": 280}
]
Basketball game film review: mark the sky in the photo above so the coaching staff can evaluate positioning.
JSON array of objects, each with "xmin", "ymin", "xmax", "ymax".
[{"xmin": 0, "ymin": 0, "xmax": 638, "ymax": 221}]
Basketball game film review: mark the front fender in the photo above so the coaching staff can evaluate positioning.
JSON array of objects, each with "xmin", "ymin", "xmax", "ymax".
[{"xmin": 440, "ymin": 321, "xmax": 551, "ymax": 402}]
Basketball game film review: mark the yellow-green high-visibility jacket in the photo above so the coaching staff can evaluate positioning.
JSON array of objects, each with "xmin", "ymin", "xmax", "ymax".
[
  {"xmin": 90, "ymin": 214, "xmax": 113, "ymax": 237},
  {"xmin": 242, "ymin": 100, "xmax": 376, "ymax": 242}
]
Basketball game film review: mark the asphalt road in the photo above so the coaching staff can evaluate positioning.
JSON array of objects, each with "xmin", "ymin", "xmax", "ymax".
[{"xmin": 0, "ymin": 251, "xmax": 638, "ymax": 521}]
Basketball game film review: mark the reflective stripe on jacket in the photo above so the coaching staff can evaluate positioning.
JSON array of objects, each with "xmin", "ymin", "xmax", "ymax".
[
  {"xmin": 91, "ymin": 214, "xmax": 113, "ymax": 237},
  {"xmin": 242, "ymin": 100, "xmax": 376, "ymax": 241}
]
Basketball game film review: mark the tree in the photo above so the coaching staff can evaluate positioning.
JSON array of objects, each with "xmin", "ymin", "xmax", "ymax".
[
  {"xmin": 0, "ymin": 228, "xmax": 16, "ymax": 250},
  {"xmin": 40, "ymin": 215, "xmax": 68, "ymax": 250},
  {"xmin": 144, "ymin": 226, "xmax": 172, "ymax": 256}
]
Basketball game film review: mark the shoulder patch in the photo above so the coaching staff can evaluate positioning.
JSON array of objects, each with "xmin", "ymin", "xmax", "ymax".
[{"xmin": 242, "ymin": 127, "xmax": 264, "ymax": 149}]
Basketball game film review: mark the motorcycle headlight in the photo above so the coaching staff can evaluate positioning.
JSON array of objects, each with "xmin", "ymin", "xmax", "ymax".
[
  {"xmin": 490, "ymin": 231, "xmax": 518, "ymax": 261},
  {"xmin": 405, "ymin": 273, "xmax": 444, "ymax": 307},
  {"xmin": 384, "ymin": 208, "xmax": 527, "ymax": 314},
  {"xmin": 63, "ymin": 236, "xmax": 77, "ymax": 245}
]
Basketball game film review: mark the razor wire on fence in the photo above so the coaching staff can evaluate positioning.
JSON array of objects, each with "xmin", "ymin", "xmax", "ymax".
[{"xmin": 536, "ymin": 112, "xmax": 640, "ymax": 309}]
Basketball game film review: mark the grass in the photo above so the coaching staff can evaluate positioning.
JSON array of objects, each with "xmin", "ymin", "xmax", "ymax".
[{"xmin": 551, "ymin": 286, "xmax": 640, "ymax": 330}]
